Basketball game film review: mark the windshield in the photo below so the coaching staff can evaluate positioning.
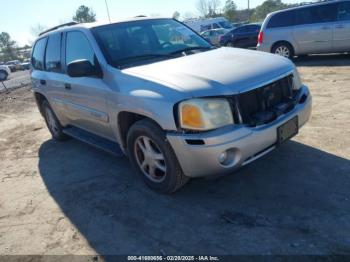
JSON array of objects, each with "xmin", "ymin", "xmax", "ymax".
[
  {"xmin": 218, "ymin": 21, "xmax": 233, "ymax": 29},
  {"xmin": 92, "ymin": 19, "xmax": 212, "ymax": 69}
]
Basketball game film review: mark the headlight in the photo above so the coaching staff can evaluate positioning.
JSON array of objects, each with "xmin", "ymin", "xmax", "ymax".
[
  {"xmin": 293, "ymin": 68, "xmax": 302, "ymax": 90},
  {"xmin": 179, "ymin": 98, "xmax": 234, "ymax": 131}
]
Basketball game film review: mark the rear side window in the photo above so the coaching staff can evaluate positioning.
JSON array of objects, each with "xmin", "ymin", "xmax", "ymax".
[
  {"xmin": 295, "ymin": 4, "xmax": 337, "ymax": 25},
  {"xmin": 32, "ymin": 38, "xmax": 47, "ymax": 70},
  {"xmin": 45, "ymin": 33, "xmax": 62, "ymax": 73},
  {"xmin": 66, "ymin": 31, "xmax": 95, "ymax": 66},
  {"xmin": 267, "ymin": 11, "xmax": 295, "ymax": 28},
  {"xmin": 233, "ymin": 27, "xmax": 245, "ymax": 33},
  {"xmin": 247, "ymin": 25, "xmax": 260, "ymax": 32},
  {"xmin": 338, "ymin": 2, "xmax": 350, "ymax": 21}
]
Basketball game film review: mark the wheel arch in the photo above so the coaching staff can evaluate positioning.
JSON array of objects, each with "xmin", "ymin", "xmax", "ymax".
[
  {"xmin": 271, "ymin": 40, "xmax": 295, "ymax": 56},
  {"xmin": 34, "ymin": 92, "xmax": 48, "ymax": 116},
  {"xmin": 117, "ymin": 111, "xmax": 163, "ymax": 150}
]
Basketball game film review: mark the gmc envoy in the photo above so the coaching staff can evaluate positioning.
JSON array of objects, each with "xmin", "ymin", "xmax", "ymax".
[{"xmin": 31, "ymin": 18, "xmax": 312, "ymax": 193}]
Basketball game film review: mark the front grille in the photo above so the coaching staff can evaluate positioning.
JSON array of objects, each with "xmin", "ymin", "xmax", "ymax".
[{"xmin": 234, "ymin": 75, "xmax": 296, "ymax": 126}]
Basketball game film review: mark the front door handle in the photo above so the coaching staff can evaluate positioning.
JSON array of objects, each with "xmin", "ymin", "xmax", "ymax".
[
  {"xmin": 336, "ymin": 24, "xmax": 345, "ymax": 29},
  {"xmin": 65, "ymin": 83, "xmax": 71, "ymax": 90},
  {"xmin": 321, "ymin": 26, "xmax": 331, "ymax": 30},
  {"xmin": 40, "ymin": 79, "xmax": 46, "ymax": 85}
]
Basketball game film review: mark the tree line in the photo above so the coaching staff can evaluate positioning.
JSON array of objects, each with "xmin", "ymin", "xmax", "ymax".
[
  {"xmin": 175, "ymin": 0, "xmax": 301, "ymax": 22},
  {"xmin": 0, "ymin": 5, "xmax": 96, "ymax": 62},
  {"xmin": 1, "ymin": 1, "xmax": 300, "ymax": 62}
]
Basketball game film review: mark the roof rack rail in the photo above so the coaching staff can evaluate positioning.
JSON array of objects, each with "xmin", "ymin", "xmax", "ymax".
[{"xmin": 39, "ymin": 22, "xmax": 79, "ymax": 36}]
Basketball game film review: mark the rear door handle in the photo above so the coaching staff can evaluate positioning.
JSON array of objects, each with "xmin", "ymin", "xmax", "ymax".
[
  {"xmin": 321, "ymin": 26, "xmax": 331, "ymax": 30},
  {"xmin": 65, "ymin": 83, "xmax": 71, "ymax": 90},
  {"xmin": 40, "ymin": 79, "xmax": 46, "ymax": 85}
]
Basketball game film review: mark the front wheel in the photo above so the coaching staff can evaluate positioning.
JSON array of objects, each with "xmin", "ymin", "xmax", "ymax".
[
  {"xmin": 272, "ymin": 42, "xmax": 294, "ymax": 59},
  {"xmin": 127, "ymin": 119, "xmax": 189, "ymax": 193}
]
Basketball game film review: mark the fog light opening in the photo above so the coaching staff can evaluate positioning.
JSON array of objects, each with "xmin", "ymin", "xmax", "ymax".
[
  {"xmin": 218, "ymin": 149, "xmax": 237, "ymax": 167},
  {"xmin": 219, "ymin": 152, "xmax": 228, "ymax": 163}
]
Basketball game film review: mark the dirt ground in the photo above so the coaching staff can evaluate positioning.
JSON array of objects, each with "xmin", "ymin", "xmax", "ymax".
[{"xmin": 0, "ymin": 54, "xmax": 349, "ymax": 256}]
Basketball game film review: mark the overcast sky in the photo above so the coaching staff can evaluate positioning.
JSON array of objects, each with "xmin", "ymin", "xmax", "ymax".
[{"xmin": 1, "ymin": 0, "xmax": 302, "ymax": 46}]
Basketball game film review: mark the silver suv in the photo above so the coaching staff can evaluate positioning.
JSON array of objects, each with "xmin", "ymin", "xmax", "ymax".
[
  {"xmin": 31, "ymin": 18, "xmax": 312, "ymax": 193},
  {"xmin": 257, "ymin": 0, "xmax": 350, "ymax": 59}
]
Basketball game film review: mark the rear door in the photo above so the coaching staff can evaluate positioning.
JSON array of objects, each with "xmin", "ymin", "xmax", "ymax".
[
  {"xmin": 333, "ymin": 1, "xmax": 350, "ymax": 52},
  {"xmin": 43, "ymin": 33, "xmax": 68, "ymax": 122},
  {"xmin": 31, "ymin": 37, "xmax": 48, "ymax": 93},
  {"xmin": 293, "ymin": 4, "xmax": 337, "ymax": 54},
  {"xmin": 246, "ymin": 25, "xmax": 260, "ymax": 47},
  {"xmin": 232, "ymin": 27, "xmax": 247, "ymax": 47},
  {"xmin": 62, "ymin": 31, "xmax": 114, "ymax": 140}
]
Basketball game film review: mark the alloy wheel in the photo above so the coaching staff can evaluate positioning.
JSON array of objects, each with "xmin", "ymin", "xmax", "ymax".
[
  {"xmin": 275, "ymin": 46, "xmax": 290, "ymax": 58},
  {"xmin": 134, "ymin": 136, "xmax": 167, "ymax": 182}
]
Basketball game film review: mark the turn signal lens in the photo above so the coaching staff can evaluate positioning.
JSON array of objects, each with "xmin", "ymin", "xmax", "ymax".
[{"xmin": 181, "ymin": 104, "xmax": 204, "ymax": 129}]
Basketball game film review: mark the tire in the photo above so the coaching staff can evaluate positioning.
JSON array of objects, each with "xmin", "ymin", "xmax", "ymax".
[
  {"xmin": 272, "ymin": 42, "xmax": 294, "ymax": 59},
  {"xmin": 127, "ymin": 119, "xmax": 189, "ymax": 193},
  {"xmin": 42, "ymin": 100, "xmax": 69, "ymax": 141},
  {"xmin": 0, "ymin": 70, "xmax": 8, "ymax": 81}
]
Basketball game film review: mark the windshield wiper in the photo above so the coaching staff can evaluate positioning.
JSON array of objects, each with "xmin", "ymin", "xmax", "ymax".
[{"xmin": 170, "ymin": 46, "xmax": 215, "ymax": 55}]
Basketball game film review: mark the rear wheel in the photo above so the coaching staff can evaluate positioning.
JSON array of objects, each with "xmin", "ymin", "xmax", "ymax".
[
  {"xmin": 42, "ymin": 100, "xmax": 69, "ymax": 141},
  {"xmin": 272, "ymin": 42, "xmax": 294, "ymax": 59},
  {"xmin": 127, "ymin": 119, "xmax": 189, "ymax": 193},
  {"xmin": 0, "ymin": 70, "xmax": 8, "ymax": 81}
]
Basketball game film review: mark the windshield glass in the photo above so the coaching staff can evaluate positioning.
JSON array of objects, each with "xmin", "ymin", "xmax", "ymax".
[
  {"xmin": 92, "ymin": 19, "xmax": 212, "ymax": 69},
  {"xmin": 218, "ymin": 21, "xmax": 233, "ymax": 29}
]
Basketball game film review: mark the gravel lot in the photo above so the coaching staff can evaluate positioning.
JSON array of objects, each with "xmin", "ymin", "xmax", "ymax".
[{"xmin": 0, "ymin": 54, "xmax": 349, "ymax": 256}]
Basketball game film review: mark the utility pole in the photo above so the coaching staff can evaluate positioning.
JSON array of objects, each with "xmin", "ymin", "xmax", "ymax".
[
  {"xmin": 105, "ymin": 0, "xmax": 111, "ymax": 23},
  {"xmin": 248, "ymin": 0, "xmax": 250, "ymax": 22}
]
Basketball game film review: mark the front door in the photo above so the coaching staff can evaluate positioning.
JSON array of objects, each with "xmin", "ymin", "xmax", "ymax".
[{"xmin": 63, "ymin": 31, "xmax": 114, "ymax": 140}]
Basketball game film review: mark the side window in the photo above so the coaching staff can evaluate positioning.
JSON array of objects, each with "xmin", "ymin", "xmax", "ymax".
[
  {"xmin": 66, "ymin": 31, "xmax": 95, "ymax": 66},
  {"xmin": 234, "ymin": 27, "xmax": 242, "ymax": 33},
  {"xmin": 296, "ymin": 5, "xmax": 337, "ymax": 25},
  {"xmin": 268, "ymin": 11, "xmax": 295, "ymax": 28},
  {"xmin": 248, "ymin": 25, "xmax": 260, "ymax": 32},
  {"xmin": 32, "ymin": 38, "xmax": 47, "ymax": 70},
  {"xmin": 338, "ymin": 2, "xmax": 350, "ymax": 21},
  {"xmin": 200, "ymin": 25, "xmax": 211, "ymax": 32},
  {"xmin": 240, "ymin": 26, "xmax": 248, "ymax": 33},
  {"xmin": 213, "ymin": 23, "xmax": 220, "ymax": 29},
  {"xmin": 45, "ymin": 33, "xmax": 62, "ymax": 73}
]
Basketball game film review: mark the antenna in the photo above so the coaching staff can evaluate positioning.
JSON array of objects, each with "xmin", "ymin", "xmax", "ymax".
[{"xmin": 105, "ymin": 0, "xmax": 111, "ymax": 23}]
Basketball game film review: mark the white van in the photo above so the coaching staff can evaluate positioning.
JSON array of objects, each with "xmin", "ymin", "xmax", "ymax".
[{"xmin": 184, "ymin": 17, "xmax": 233, "ymax": 33}]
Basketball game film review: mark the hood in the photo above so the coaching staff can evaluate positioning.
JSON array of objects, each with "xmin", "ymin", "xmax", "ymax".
[{"xmin": 122, "ymin": 47, "xmax": 295, "ymax": 97}]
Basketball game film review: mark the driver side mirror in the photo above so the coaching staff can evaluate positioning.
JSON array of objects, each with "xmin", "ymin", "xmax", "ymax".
[{"xmin": 67, "ymin": 59, "xmax": 102, "ymax": 78}]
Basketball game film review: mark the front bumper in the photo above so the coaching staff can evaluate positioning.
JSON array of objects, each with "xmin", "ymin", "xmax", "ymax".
[{"xmin": 167, "ymin": 85, "xmax": 312, "ymax": 178}]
